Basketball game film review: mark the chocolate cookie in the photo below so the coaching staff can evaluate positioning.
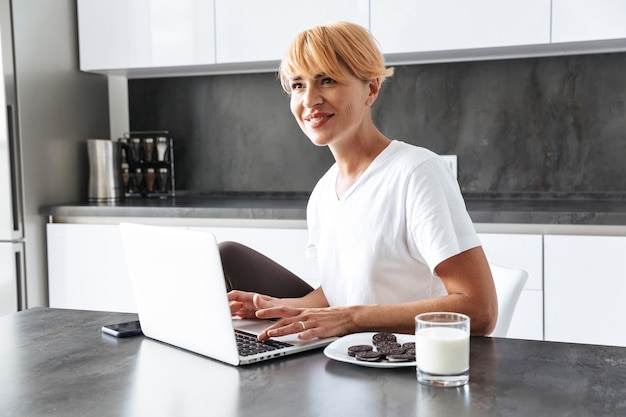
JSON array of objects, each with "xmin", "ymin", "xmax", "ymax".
[
  {"xmin": 347, "ymin": 344, "xmax": 373, "ymax": 357},
  {"xmin": 372, "ymin": 332, "xmax": 397, "ymax": 345},
  {"xmin": 402, "ymin": 342, "xmax": 416, "ymax": 350},
  {"xmin": 355, "ymin": 351, "xmax": 383, "ymax": 362},
  {"xmin": 386, "ymin": 353, "xmax": 415, "ymax": 362},
  {"xmin": 375, "ymin": 341, "xmax": 402, "ymax": 350},
  {"xmin": 377, "ymin": 346, "xmax": 406, "ymax": 356}
]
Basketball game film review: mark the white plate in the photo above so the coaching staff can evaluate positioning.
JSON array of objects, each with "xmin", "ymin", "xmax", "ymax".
[{"xmin": 323, "ymin": 332, "xmax": 416, "ymax": 368}]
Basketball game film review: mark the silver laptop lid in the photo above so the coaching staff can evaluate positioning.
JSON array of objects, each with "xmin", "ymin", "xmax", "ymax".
[{"xmin": 120, "ymin": 223, "xmax": 240, "ymax": 365}]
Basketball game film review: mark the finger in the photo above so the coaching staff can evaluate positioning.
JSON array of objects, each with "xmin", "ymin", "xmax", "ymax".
[
  {"xmin": 259, "ymin": 320, "xmax": 305, "ymax": 341},
  {"xmin": 255, "ymin": 305, "xmax": 300, "ymax": 320},
  {"xmin": 251, "ymin": 293, "xmax": 276, "ymax": 309},
  {"xmin": 229, "ymin": 300, "xmax": 244, "ymax": 314},
  {"xmin": 253, "ymin": 294, "xmax": 296, "ymax": 319},
  {"xmin": 227, "ymin": 290, "xmax": 253, "ymax": 302},
  {"xmin": 296, "ymin": 328, "xmax": 320, "ymax": 340}
]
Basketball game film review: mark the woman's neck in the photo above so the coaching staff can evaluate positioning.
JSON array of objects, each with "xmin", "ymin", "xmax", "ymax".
[{"xmin": 331, "ymin": 131, "xmax": 391, "ymax": 199}]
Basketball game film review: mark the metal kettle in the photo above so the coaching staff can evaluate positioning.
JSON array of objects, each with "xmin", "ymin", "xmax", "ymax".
[{"xmin": 87, "ymin": 139, "xmax": 124, "ymax": 203}]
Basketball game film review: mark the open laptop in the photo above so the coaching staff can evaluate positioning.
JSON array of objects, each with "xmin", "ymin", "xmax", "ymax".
[{"xmin": 119, "ymin": 222, "xmax": 336, "ymax": 366}]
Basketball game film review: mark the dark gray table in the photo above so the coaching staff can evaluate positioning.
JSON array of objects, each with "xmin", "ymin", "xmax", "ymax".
[{"xmin": 2, "ymin": 308, "xmax": 625, "ymax": 417}]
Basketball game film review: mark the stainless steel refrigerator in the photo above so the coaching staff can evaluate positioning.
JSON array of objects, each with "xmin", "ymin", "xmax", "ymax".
[
  {"xmin": 0, "ymin": 1, "xmax": 24, "ymax": 315},
  {"xmin": 1, "ymin": 0, "xmax": 110, "ymax": 314}
]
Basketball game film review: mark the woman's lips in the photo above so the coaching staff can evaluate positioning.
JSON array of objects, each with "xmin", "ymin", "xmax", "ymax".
[{"xmin": 304, "ymin": 113, "xmax": 333, "ymax": 128}]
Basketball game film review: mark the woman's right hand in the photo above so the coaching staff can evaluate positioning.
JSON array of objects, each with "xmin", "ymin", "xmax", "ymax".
[{"xmin": 227, "ymin": 290, "xmax": 278, "ymax": 319}]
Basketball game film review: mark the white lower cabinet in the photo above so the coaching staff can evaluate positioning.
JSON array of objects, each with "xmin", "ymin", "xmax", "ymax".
[
  {"xmin": 47, "ymin": 223, "xmax": 137, "ymax": 313},
  {"xmin": 478, "ymin": 233, "xmax": 544, "ymax": 340},
  {"xmin": 47, "ymin": 223, "xmax": 544, "ymax": 342},
  {"xmin": 47, "ymin": 223, "xmax": 318, "ymax": 313},
  {"xmin": 46, "ymin": 221, "xmax": 626, "ymax": 346},
  {"xmin": 544, "ymin": 235, "xmax": 626, "ymax": 347}
]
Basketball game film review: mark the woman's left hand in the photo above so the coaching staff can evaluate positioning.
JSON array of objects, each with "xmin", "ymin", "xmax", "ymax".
[{"xmin": 254, "ymin": 297, "xmax": 355, "ymax": 341}]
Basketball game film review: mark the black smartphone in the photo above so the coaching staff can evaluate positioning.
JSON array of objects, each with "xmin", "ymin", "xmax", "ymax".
[{"xmin": 101, "ymin": 320, "xmax": 143, "ymax": 338}]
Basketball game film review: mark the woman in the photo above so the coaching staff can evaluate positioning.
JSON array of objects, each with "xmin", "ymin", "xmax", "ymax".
[{"xmin": 224, "ymin": 21, "xmax": 497, "ymax": 339}]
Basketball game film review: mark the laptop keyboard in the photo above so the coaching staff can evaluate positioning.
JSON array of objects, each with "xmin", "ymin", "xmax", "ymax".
[{"xmin": 235, "ymin": 329, "xmax": 294, "ymax": 356}]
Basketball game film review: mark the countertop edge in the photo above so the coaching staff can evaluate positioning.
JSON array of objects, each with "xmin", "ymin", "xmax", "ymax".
[{"xmin": 43, "ymin": 196, "xmax": 626, "ymax": 229}]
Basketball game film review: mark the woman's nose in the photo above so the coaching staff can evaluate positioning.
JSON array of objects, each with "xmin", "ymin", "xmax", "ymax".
[{"xmin": 303, "ymin": 87, "xmax": 323, "ymax": 108}]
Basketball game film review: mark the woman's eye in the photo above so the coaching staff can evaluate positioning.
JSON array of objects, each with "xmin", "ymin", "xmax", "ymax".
[
  {"xmin": 291, "ymin": 82, "xmax": 303, "ymax": 91},
  {"xmin": 321, "ymin": 77, "xmax": 335, "ymax": 85}
]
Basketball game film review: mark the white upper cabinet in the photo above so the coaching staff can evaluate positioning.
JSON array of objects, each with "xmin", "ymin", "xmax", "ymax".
[
  {"xmin": 552, "ymin": 0, "xmax": 626, "ymax": 43},
  {"xmin": 77, "ymin": 0, "xmax": 626, "ymax": 76},
  {"xmin": 77, "ymin": 0, "xmax": 215, "ymax": 71},
  {"xmin": 213, "ymin": 0, "xmax": 369, "ymax": 64},
  {"xmin": 370, "ymin": 0, "xmax": 551, "ymax": 54}
]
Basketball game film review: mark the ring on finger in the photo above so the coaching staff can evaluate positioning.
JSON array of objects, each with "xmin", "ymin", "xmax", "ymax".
[{"xmin": 299, "ymin": 321, "xmax": 306, "ymax": 331}]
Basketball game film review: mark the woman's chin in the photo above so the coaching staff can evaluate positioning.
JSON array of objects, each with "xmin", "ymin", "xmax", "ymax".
[{"xmin": 306, "ymin": 135, "xmax": 333, "ymax": 148}]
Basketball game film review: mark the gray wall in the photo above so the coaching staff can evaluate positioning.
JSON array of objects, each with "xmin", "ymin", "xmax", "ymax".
[{"xmin": 129, "ymin": 52, "xmax": 626, "ymax": 197}]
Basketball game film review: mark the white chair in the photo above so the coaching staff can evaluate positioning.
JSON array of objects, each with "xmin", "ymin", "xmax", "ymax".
[{"xmin": 489, "ymin": 264, "xmax": 529, "ymax": 338}]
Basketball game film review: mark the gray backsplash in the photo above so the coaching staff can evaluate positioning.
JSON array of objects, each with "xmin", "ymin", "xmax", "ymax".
[{"xmin": 129, "ymin": 52, "xmax": 626, "ymax": 199}]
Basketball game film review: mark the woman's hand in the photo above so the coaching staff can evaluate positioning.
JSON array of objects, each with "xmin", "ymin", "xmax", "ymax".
[
  {"xmin": 227, "ymin": 290, "xmax": 280, "ymax": 319},
  {"xmin": 228, "ymin": 287, "xmax": 350, "ymax": 340},
  {"xmin": 255, "ymin": 300, "xmax": 357, "ymax": 341}
]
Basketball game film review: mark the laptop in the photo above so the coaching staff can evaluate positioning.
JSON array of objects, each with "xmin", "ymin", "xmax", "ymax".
[{"xmin": 119, "ymin": 222, "xmax": 336, "ymax": 366}]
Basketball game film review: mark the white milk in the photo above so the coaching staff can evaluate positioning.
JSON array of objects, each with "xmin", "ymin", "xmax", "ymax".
[{"xmin": 416, "ymin": 327, "xmax": 469, "ymax": 375}]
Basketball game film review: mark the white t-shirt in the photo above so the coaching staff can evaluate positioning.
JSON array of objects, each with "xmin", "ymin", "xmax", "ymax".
[{"xmin": 306, "ymin": 140, "xmax": 481, "ymax": 307}]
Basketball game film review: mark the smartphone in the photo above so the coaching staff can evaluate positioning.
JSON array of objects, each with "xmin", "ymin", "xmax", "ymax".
[{"xmin": 101, "ymin": 320, "xmax": 143, "ymax": 338}]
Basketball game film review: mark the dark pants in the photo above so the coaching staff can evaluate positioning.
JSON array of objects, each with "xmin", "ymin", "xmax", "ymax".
[{"xmin": 218, "ymin": 241, "xmax": 314, "ymax": 298}]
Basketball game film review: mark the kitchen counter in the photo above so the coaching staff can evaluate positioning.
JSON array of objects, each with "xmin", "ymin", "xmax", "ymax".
[
  {"xmin": 465, "ymin": 195, "xmax": 626, "ymax": 225},
  {"xmin": 44, "ymin": 193, "xmax": 626, "ymax": 226},
  {"xmin": 46, "ymin": 194, "xmax": 310, "ymax": 222},
  {"xmin": 2, "ymin": 307, "xmax": 626, "ymax": 417}
]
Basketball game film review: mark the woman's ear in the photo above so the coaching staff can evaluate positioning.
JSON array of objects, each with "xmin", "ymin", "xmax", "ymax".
[{"xmin": 365, "ymin": 78, "xmax": 382, "ymax": 107}]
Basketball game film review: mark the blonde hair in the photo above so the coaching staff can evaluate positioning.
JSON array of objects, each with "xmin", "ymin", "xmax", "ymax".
[{"xmin": 279, "ymin": 21, "xmax": 394, "ymax": 93}]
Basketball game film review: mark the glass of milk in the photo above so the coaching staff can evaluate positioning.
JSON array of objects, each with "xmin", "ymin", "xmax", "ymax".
[{"xmin": 415, "ymin": 312, "xmax": 470, "ymax": 387}]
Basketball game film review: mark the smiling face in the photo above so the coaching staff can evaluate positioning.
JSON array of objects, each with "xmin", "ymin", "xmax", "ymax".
[
  {"xmin": 288, "ymin": 67, "xmax": 380, "ymax": 148},
  {"xmin": 279, "ymin": 22, "xmax": 393, "ymax": 149}
]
